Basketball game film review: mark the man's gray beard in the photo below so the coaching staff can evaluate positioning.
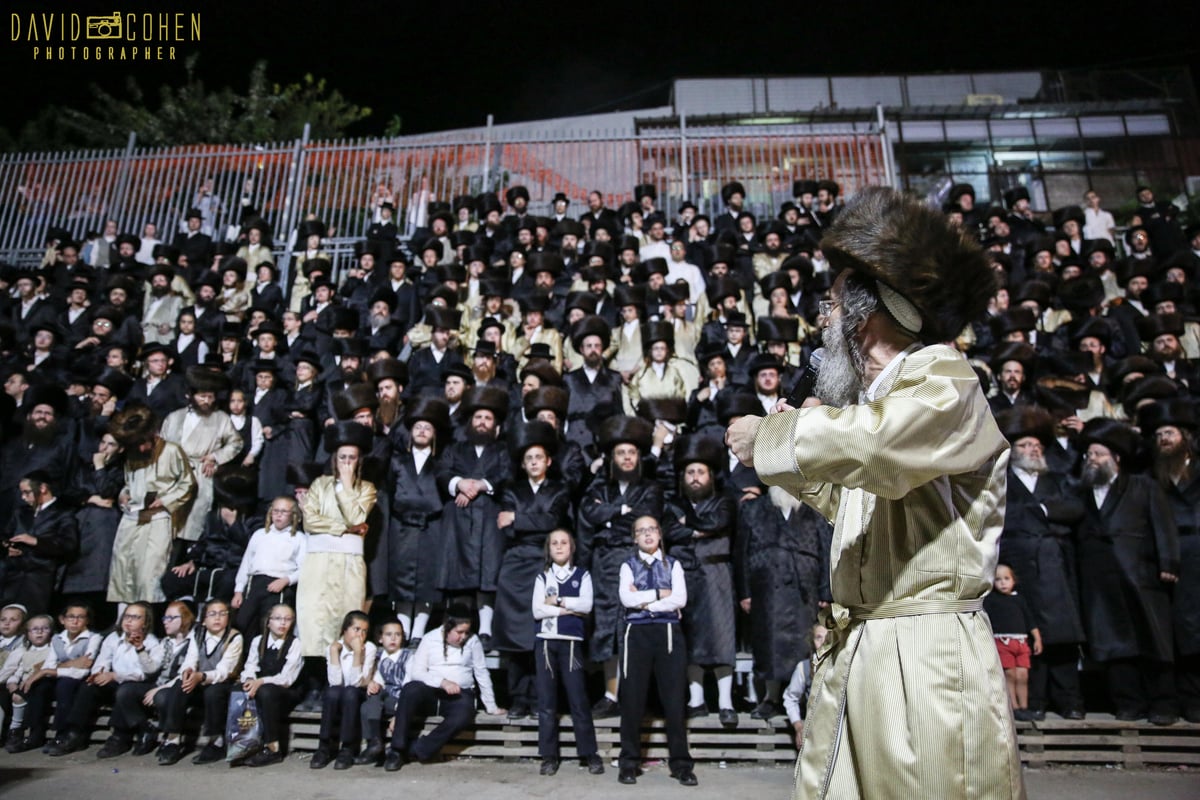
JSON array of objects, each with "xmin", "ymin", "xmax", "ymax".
[
  {"xmin": 1081, "ymin": 461, "xmax": 1116, "ymax": 488},
  {"xmin": 814, "ymin": 314, "xmax": 864, "ymax": 408},
  {"xmin": 1012, "ymin": 451, "xmax": 1048, "ymax": 474},
  {"xmin": 370, "ymin": 313, "xmax": 389, "ymax": 329}
]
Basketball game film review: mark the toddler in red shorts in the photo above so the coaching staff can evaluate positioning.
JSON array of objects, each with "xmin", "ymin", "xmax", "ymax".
[{"xmin": 983, "ymin": 563, "xmax": 1042, "ymax": 721}]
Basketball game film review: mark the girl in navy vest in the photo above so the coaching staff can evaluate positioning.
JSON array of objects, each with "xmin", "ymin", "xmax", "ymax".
[
  {"xmin": 311, "ymin": 610, "xmax": 377, "ymax": 770},
  {"xmin": 616, "ymin": 515, "xmax": 696, "ymax": 786},
  {"xmin": 167, "ymin": 598, "xmax": 245, "ymax": 765},
  {"xmin": 532, "ymin": 528, "xmax": 603, "ymax": 776},
  {"xmin": 233, "ymin": 603, "xmax": 301, "ymax": 767}
]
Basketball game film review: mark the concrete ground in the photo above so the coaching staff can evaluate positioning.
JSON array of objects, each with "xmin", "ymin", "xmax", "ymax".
[{"xmin": 0, "ymin": 752, "xmax": 1197, "ymax": 799}]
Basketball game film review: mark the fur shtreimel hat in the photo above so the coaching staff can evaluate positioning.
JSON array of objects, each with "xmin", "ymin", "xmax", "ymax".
[{"xmin": 820, "ymin": 187, "xmax": 994, "ymax": 344}]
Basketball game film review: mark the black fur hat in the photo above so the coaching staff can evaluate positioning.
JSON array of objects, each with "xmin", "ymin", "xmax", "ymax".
[{"xmin": 820, "ymin": 187, "xmax": 994, "ymax": 343}]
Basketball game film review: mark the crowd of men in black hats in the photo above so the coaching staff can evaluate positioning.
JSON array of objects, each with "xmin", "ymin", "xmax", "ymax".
[{"xmin": 0, "ymin": 174, "xmax": 1198, "ymax": 736}]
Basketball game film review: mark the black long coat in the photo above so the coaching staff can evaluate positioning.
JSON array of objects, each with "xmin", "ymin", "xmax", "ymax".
[
  {"xmin": 435, "ymin": 439, "xmax": 511, "ymax": 592},
  {"xmin": 1160, "ymin": 469, "xmax": 1200, "ymax": 655},
  {"xmin": 492, "ymin": 479, "xmax": 571, "ymax": 652},
  {"xmin": 666, "ymin": 492, "xmax": 737, "ymax": 666},
  {"xmin": 576, "ymin": 476, "xmax": 662, "ymax": 662},
  {"xmin": 999, "ymin": 470, "xmax": 1087, "ymax": 645},
  {"xmin": 407, "ymin": 347, "xmax": 464, "ymax": 398},
  {"xmin": 0, "ymin": 428, "xmax": 78, "ymax": 530},
  {"xmin": 562, "ymin": 368, "xmax": 623, "ymax": 455},
  {"xmin": 0, "ymin": 499, "xmax": 79, "ymax": 614},
  {"xmin": 735, "ymin": 493, "xmax": 831, "ymax": 681},
  {"xmin": 61, "ymin": 459, "xmax": 124, "ymax": 596},
  {"xmin": 1077, "ymin": 472, "xmax": 1180, "ymax": 662},
  {"xmin": 386, "ymin": 447, "xmax": 445, "ymax": 604}
]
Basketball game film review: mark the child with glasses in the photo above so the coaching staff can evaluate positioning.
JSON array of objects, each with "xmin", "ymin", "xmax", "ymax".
[
  {"xmin": 232, "ymin": 497, "xmax": 305, "ymax": 638},
  {"xmin": 1, "ymin": 614, "xmax": 53, "ymax": 751},
  {"xmin": 164, "ymin": 599, "xmax": 245, "ymax": 765},
  {"xmin": 616, "ymin": 516, "xmax": 696, "ymax": 787},
  {"xmin": 233, "ymin": 604, "xmax": 302, "ymax": 767},
  {"xmin": 15, "ymin": 603, "xmax": 101, "ymax": 753}
]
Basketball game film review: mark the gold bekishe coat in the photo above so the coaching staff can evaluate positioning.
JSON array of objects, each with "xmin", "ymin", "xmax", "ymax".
[{"xmin": 753, "ymin": 344, "xmax": 1025, "ymax": 799}]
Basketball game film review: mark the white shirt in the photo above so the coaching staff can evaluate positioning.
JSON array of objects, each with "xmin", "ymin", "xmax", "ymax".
[
  {"xmin": 618, "ymin": 550, "xmax": 687, "ymax": 613},
  {"xmin": 42, "ymin": 629, "xmax": 102, "ymax": 680},
  {"xmin": 532, "ymin": 565, "xmax": 594, "ymax": 641},
  {"xmin": 1013, "ymin": 467, "xmax": 1039, "ymax": 494},
  {"xmin": 639, "ymin": 240, "xmax": 671, "ymax": 262},
  {"xmin": 1083, "ymin": 207, "xmax": 1116, "ymax": 243},
  {"xmin": 412, "ymin": 446, "xmax": 431, "ymax": 474},
  {"xmin": 327, "ymin": 639, "xmax": 377, "ymax": 687},
  {"xmin": 782, "ymin": 659, "xmax": 812, "ymax": 725},
  {"xmin": 1092, "ymin": 478, "xmax": 1115, "ymax": 509},
  {"xmin": 91, "ymin": 631, "xmax": 163, "ymax": 682},
  {"xmin": 407, "ymin": 628, "xmax": 499, "ymax": 713},
  {"xmin": 180, "ymin": 630, "xmax": 244, "ymax": 685},
  {"xmin": 240, "ymin": 634, "xmax": 303, "ymax": 686},
  {"xmin": 235, "ymin": 525, "xmax": 307, "ymax": 590},
  {"xmin": 666, "ymin": 260, "xmax": 705, "ymax": 304}
]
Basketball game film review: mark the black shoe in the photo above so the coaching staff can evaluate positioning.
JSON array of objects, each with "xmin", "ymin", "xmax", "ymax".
[
  {"xmin": 508, "ymin": 704, "xmax": 530, "ymax": 721},
  {"xmin": 97, "ymin": 735, "xmax": 133, "ymax": 759},
  {"xmin": 1062, "ymin": 709, "xmax": 1085, "ymax": 721},
  {"xmin": 10, "ymin": 735, "xmax": 44, "ymax": 754},
  {"xmin": 309, "ymin": 742, "xmax": 334, "ymax": 769},
  {"xmin": 1184, "ymin": 708, "xmax": 1200, "ymax": 724},
  {"xmin": 618, "ymin": 767, "xmax": 639, "ymax": 784},
  {"xmin": 1114, "ymin": 708, "xmax": 1145, "ymax": 721},
  {"xmin": 334, "ymin": 747, "xmax": 356, "ymax": 770},
  {"xmin": 355, "ymin": 739, "xmax": 384, "ymax": 766},
  {"xmin": 4, "ymin": 734, "xmax": 27, "ymax": 754},
  {"xmin": 384, "ymin": 749, "xmax": 407, "ymax": 772},
  {"xmin": 672, "ymin": 769, "xmax": 699, "ymax": 787},
  {"xmin": 297, "ymin": 689, "xmax": 323, "ymax": 712},
  {"xmin": 193, "ymin": 741, "xmax": 226, "ymax": 764},
  {"xmin": 1149, "ymin": 713, "xmax": 1178, "ymax": 726},
  {"xmin": 718, "ymin": 708, "xmax": 738, "ymax": 727},
  {"xmin": 686, "ymin": 703, "xmax": 709, "ymax": 719},
  {"xmin": 540, "ymin": 758, "xmax": 559, "ymax": 776},
  {"xmin": 46, "ymin": 732, "xmax": 86, "ymax": 757},
  {"xmin": 586, "ymin": 753, "xmax": 605, "ymax": 774},
  {"xmin": 406, "ymin": 637, "xmax": 422, "ymax": 650},
  {"xmin": 1029, "ymin": 709, "xmax": 1046, "ymax": 721},
  {"xmin": 246, "ymin": 748, "xmax": 284, "ymax": 767},
  {"xmin": 750, "ymin": 700, "xmax": 782, "ymax": 720},
  {"xmin": 477, "ymin": 633, "xmax": 493, "ymax": 651},
  {"xmin": 1012, "ymin": 708, "xmax": 1032, "ymax": 722},
  {"xmin": 157, "ymin": 743, "xmax": 185, "ymax": 766},
  {"xmin": 592, "ymin": 697, "xmax": 620, "ymax": 718},
  {"xmin": 133, "ymin": 732, "xmax": 159, "ymax": 756}
]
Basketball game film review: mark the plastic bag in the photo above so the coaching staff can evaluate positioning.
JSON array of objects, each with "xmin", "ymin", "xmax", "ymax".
[{"xmin": 225, "ymin": 690, "xmax": 263, "ymax": 762}]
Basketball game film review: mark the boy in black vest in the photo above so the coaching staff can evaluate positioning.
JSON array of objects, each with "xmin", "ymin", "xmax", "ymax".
[{"xmin": 616, "ymin": 515, "xmax": 696, "ymax": 786}]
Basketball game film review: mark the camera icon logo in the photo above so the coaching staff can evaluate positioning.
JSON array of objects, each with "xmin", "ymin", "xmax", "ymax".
[{"xmin": 86, "ymin": 13, "xmax": 123, "ymax": 40}]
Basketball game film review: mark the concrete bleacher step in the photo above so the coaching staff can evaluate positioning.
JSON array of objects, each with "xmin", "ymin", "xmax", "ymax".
[{"xmin": 82, "ymin": 710, "xmax": 1200, "ymax": 767}]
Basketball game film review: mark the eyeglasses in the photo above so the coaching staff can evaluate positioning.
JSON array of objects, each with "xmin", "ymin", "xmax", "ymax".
[
  {"xmin": 162, "ymin": 615, "xmax": 182, "ymax": 622},
  {"xmin": 206, "ymin": 609, "xmax": 229, "ymax": 617},
  {"xmin": 818, "ymin": 300, "xmax": 841, "ymax": 317},
  {"xmin": 634, "ymin": 525, "xmax": 660, "ymax": 535},
  {"xmin": 94, "ymin": 320, "xmax": 113, "ymax": 328}
]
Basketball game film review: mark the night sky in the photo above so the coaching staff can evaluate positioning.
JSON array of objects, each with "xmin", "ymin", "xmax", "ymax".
[{"xmin": 4, "ymin": 0, "xmax": 1199, "ymax": 138}]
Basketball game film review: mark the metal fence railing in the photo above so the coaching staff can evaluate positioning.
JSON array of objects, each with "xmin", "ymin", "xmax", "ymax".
[{"xmin": 0, "ymin": 121, "xmax": 895, "ymax": 280}]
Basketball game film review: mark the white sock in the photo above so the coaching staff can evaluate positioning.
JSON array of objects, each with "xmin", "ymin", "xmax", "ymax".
[
  {"xmin": 213, "ymin": 735, "xmax": 224, "ymax": 747},
  {"xmin": 411, "ymin": 610, "xmax": 430, "ymax": 640},
  {"xmin": 477, "ymin": 605, "xmax": 494, "ymax": 637},
  {"xmin": 396, "ymin": 613, "xmax": 413, "ymax": 640},
  {"xmin": 164, "ymin": 735, "xmax": 181, "ymax": 745},
  {"xmin": 10, "ymin": 701, "xmax": 26, "ymax": 728},
  {"xmin": 716, "ymin": 669, "xmax": 734, "ymax": 710},
  {"xmin": 687, "ymin": 665, "xmax": 705, "ymax": 707}
]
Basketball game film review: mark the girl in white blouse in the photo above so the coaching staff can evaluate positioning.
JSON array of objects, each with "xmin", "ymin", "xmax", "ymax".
[{"xmin": 311, "ymin": 611, "xmax": 376, "ymax": 770}]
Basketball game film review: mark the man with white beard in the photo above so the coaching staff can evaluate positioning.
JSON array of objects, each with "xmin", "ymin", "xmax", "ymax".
[
  {"xmin": 995, "ymin": 408, "xmax": 1086, "ymax": 721},
  {"xmin": 726, "ymin": 188, "xmax": 1022, "ymax": 798},
  {"xmin": 1076, "ymin": 418, "xmax": 1179, "ymax": 725}
]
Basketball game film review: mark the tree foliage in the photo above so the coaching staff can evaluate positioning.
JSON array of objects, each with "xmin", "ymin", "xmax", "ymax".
[{"xmin": 2, "ymin": 54, "xmax": 373, "ymax": 152}]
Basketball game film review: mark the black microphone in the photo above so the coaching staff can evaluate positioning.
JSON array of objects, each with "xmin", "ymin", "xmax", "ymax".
[{"xmin": 787, "ymin": 347, "xmax": 824, "ymax": 407}]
